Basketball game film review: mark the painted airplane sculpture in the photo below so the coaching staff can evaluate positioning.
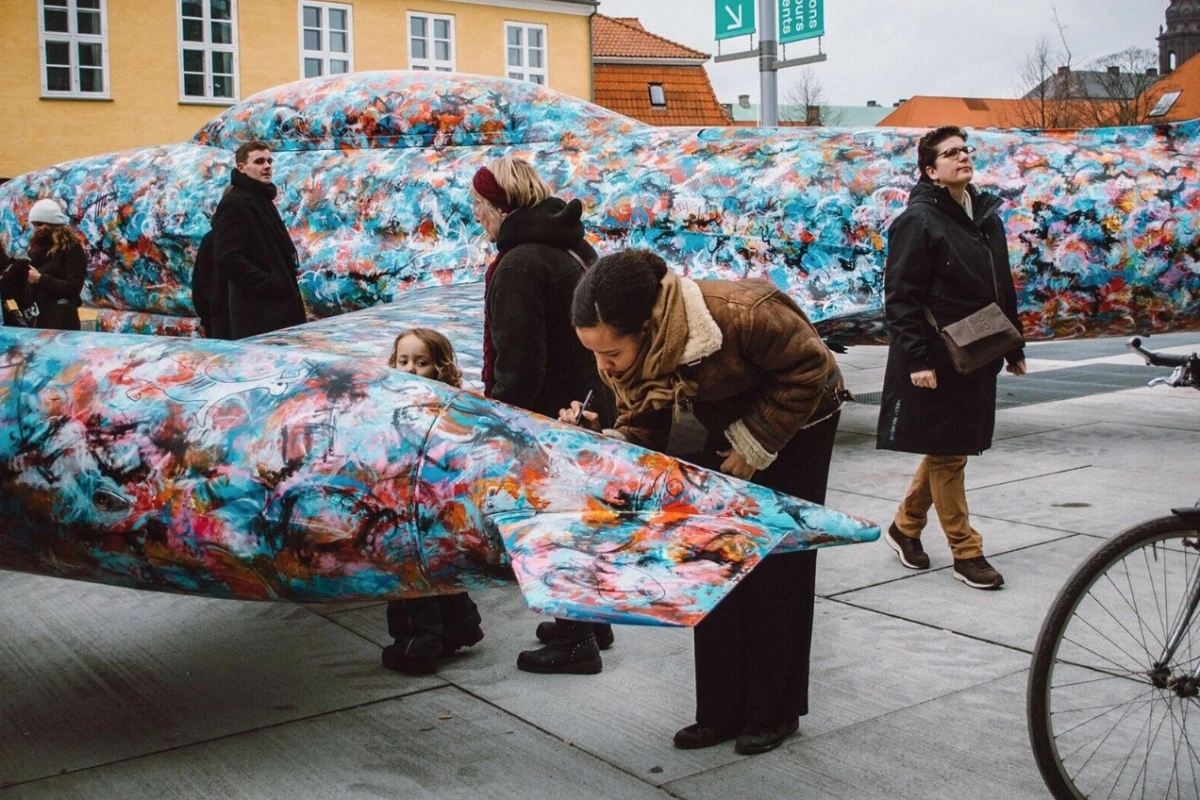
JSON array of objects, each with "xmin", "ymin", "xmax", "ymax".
[
  {"xmin": 0, "ymin": 71, "xmax": 1196, "ymax": 340},
  {"xmin": 0, "ymin": 71, "xmax": 1197, "ymax": 624}
]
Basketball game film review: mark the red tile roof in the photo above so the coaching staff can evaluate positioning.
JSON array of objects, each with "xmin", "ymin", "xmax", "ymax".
[
  {"xmin": 1142, "ymin": 51, "xmax": 1200, "ymax": 122},
  {"xmin": 879, "ymin": 95, "xmax": 1115, "ymax": 129},
  {"xmin": 593, "ymin": 14, "xmax": 710, "ymax": 60},
  {"xmin": 593, "ymin": 64, "xmax": 731, "ymax": 126}
]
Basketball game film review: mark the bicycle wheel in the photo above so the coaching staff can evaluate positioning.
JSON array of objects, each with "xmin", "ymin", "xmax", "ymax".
[{"xmin": 1028, "ymin": 516, "xmax": 1200, "ymax": 800}]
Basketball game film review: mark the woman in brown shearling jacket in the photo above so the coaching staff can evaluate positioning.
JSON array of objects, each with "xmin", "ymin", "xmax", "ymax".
[{"xmin": 563, "ymin": 249, "xmax": 848, "ymax": 756}]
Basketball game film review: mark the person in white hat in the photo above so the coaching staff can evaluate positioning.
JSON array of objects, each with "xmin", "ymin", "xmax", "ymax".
[{"xmin": 5, "ymin": 199, "xmax": 87, "ymax": 330}]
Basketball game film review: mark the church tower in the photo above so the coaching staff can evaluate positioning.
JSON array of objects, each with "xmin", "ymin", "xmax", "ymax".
[{"xmin": 1160, "ymin": 0, "xmax": 1200, "ymax": 73}]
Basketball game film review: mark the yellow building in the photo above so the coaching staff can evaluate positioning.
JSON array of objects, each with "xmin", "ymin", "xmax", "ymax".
[{"xmin": 0, "ymin": 0, "xmax": 597, "ymax": 180}]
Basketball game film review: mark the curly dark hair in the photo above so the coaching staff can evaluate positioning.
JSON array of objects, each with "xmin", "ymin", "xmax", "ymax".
[{"xmin": 916, "ymin": 126, "xmax": 968, "ymax": 179}]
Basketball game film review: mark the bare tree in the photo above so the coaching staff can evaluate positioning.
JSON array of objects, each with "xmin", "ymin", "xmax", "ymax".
[
  {"xmin": 1083, "ymin": 48, "xmax": 1161, "ymax": 125},
  {"xmin": 1008, "ymin": 9, "xmax": 1090, "ymax": 129},
  {"xmin": 781, "ymin": 68, "xmax": 845, "ymax": 127}
]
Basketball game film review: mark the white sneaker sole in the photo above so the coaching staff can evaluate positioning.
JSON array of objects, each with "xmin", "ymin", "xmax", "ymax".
[
  {"xmin": 952, "ymin": 570, "xmax": 1004, "ymax": 590},
  {"xmin": 885, "ymin": 530, "xmax": 928, "ymax": 570}
]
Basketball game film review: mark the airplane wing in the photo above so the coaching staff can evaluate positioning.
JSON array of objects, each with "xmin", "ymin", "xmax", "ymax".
[
  {"xmin": 494, "ymin": 504, "xmax": 879, "ymax": 627},
  {"xmin": 244, "ymin": 282, "xmax": 486, "ymax": 389}
]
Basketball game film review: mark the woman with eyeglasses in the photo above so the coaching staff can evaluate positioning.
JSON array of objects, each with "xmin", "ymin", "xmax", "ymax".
[{"xmin": 876, "ymin": 125, "xmax": 1026, "ymax": 591}]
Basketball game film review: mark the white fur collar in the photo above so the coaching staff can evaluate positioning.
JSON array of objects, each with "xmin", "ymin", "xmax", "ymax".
[{"xmin": 679, "ymin": 277, "xmax": 723, "ymax": 364}]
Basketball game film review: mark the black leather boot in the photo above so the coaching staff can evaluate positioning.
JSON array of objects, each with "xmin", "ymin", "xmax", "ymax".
[
  {"xmin": 517, "ymin": 620, "xmax": 603, "ymax": 674},
  {"xmin": 535, "ymin": 620, "xmax": 614, "ymax": 650}
]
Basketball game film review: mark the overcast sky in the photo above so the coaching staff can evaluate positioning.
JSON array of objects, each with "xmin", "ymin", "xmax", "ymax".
[{"xmin": 593, "ymin": 0, "xmax": 1164, "ymax": 108}]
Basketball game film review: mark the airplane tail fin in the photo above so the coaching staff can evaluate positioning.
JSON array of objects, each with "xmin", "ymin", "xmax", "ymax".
[{"xmin": 494, "ymin": 505, "xmax": 879, "ymax": 627}]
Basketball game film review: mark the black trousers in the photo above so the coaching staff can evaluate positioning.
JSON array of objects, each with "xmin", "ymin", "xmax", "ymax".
[
  {"xmin": 692, "ymin": 411, "xmax": 839, "ymax": 730},
  {"xmin": 386, "ymin": 593, "xmax": 481, "ymax": 659}
]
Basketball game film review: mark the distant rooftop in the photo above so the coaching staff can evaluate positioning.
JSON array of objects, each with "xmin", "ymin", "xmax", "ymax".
[
  {"xmin": 878, "ymin": 95, "xmax": 1115, "ymax": 129},
  {"xmin": 592, "ymin": 16, "xmax": 728, "ymax": 127},
  {"xmin": 1023, "ymin": 66, "xmax": 1161, "ymax": 101},
  {"xmin": 593, "ymin": 15, "xmax": 710, "ymax": 61},
  {"xmin": 724, "ymin": 100, "xmax": 892, "ymax": 127},
  {"xmin": 1140, "ymin": 50, "xmax": 1200, "ymax": 122}
]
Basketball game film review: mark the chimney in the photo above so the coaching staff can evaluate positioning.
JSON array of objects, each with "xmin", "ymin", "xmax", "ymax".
[
  {"xmin": 1107, "ymin": 65, "xmax": 1120, "ymax": 76},
  {"xmin": 1057, "ymin": 66, "xmax": 1070, "ymax": 76},
  {"xmin": 866, "ymin": 100, "xmax": 878, "ymax": 107},
  {"xmin": 738, "ymin": 94, "xmax": 751, "ymax": 108},
  {"xmin": 894, "ymin": 98, "xmax": 907, "ymax": 107}
]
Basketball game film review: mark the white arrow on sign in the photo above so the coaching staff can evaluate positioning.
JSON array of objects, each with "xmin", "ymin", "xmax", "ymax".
[{"xmin": 724, "ymin": 3, "xmax": 743, "ymax": 30}]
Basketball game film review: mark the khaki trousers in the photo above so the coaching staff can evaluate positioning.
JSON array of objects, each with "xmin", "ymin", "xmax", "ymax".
[{"xmin": 894, "ymin": 454, "xmax": 984, "ymax": 559}]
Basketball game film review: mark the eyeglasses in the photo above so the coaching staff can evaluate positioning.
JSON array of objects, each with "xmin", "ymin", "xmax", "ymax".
[{"xmin": 937, "ymin": 145, "xmax": 976, "ymax": 161}]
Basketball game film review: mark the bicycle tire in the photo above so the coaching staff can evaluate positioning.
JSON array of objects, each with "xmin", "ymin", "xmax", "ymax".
[{"xmin": 1028, "ymin": 516, "xmax": 1200, "ymax": 800}]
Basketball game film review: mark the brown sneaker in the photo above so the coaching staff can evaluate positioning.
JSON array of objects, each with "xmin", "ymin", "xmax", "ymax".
[
  {"xmin": 885, "ymin": 523, "xmax": 930, "ymax": 570},
  {"xmin": 953, "ymin": 556, "xmax": 1004, "ymax": 590}
]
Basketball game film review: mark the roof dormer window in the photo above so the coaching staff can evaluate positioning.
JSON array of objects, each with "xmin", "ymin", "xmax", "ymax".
[{"xmin": 648, "ymin": 83, "xmax": 666, "ymax": 108}]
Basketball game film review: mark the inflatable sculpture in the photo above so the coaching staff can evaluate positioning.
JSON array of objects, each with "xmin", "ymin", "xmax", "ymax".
[
  {"xmin": 0, "ymin": 71, "xmax": 1196, "ymax": 341},
  {"xmin": 1, "ymin": 71, "xmax": 1197, "ymax": 620},
  {"xmin": 0, "ymin": 318, "xmax": 878, "ymax": 623}
]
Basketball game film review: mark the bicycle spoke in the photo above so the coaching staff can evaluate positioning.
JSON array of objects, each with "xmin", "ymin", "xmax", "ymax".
[
  {"xmin": 1053, "ymin": 671, "xmax": 1153, "ymax": 690},
  {"xmin": 1177, "ymin": 700, "xmax": 1199, "ymax": 799},
  {"xmin": 1057, "ymin": 688, "xmax": 1155, "ymax": 765},
  {"xmin": 1112, "ymin": 559, "xmax": 1166, "ymax": 656},
  {"xmin": 1084, "ymin": 587, "xmax": 1161, "ymax": 667},
  {"xmin": 1064, "ymin": 685, "xmax": 1158, "ymax": 799},
  {"xmin": 1144, "ymin": 544, "xmax": 1170, "ymax": 648},
  {"xmin": 1063, "ymin": 625, "xmax": 1154, "ymax": 677}
]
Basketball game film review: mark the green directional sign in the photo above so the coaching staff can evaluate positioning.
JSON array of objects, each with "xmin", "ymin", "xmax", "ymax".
[
  {"xmin": 779, "ymin": 0, "xmax": 824, "ymax": 44},
  {"xmin": 715, "ymin": 0, "xmax": 755, "ymax": 40}
]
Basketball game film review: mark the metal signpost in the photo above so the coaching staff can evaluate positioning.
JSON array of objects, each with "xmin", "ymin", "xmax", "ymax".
[{"xmin": 713, "ymin": 0, "xmax": 827, "ymax": 126}]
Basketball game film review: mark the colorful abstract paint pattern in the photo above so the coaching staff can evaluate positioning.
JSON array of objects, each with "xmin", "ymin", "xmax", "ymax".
[
  {"xmin": 0, "ymin": 325, "xmax": 878, "ymax": 622},
  {"xmin": 0, "ymin": 72, "xmax": 1193, "ymax": 342}
]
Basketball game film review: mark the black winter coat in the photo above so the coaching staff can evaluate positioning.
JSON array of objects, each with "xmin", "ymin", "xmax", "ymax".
[
  {"xmin": 213, "ymin": 170, "xmax": 306, "ymax": 340},
  {"xmin": 192, "ymin": 221, "xmax": 232, "ymax": 339},
  {"xmin": 876, "ymin": 180, "xmax": 1025, "ymax": 456},
  {"xmin": 13, "ymin": 241, "xmax": 87, "ymax": 331},
  {"xmin": 486, "ymin": 197, "xmax": 615, "ymax": 425}
]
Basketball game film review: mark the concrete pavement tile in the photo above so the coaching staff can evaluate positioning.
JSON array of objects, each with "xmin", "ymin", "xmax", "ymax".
[
  {"xmin": 335, "ymin": 585, "xmax": 725, "ymax": 785},
  {"xmin": 817, "ymin": 489, "xmax": 1076, "ymax": 595},
  {"xmin": 336, "ymin": 589, "xmax": 1029, "ymax": 787},
  {"xmin": 977, "ymin": 421, "xmax": 1200, "ymax": 475},
  {"xmin": 303, "ymin": 599, "xmax": 388, "ymax": 617},
  {"xmin": 664, "ymin": 670, "xmax": 1047, "ymax": 800},
  {"xmin": 2, "ymin": 687, "xmax": 672, "ymax": 800},
  {"xmin": 993, "ymin": 387, "xmax": 1200, "ymax": 433},
  {"xmin": 834, "ymin": 402, "xmax": 881, "ymax": 437},
  {"xmin": 804, "ymin": 600, "xmax": 1028, "ymax": 740},
  {"xmin": 834, "ymin": 534, "xmax": 1104, "ymax": 650},
  {"xmin": 965, "ymin": 465, "xmax": 1196, "ymax": 539},
  {"xmin": 830, "ymin": 427, "xmax": 1094, "ymax": 507},
  {"xmin": 0, "ymin": 572, "xmax": 440, "ymax": 787}
]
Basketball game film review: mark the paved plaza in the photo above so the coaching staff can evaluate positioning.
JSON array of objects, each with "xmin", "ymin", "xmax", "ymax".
[{"xmin": 2, "ymin": 334, "xmax": 1199, "ymax": 799}]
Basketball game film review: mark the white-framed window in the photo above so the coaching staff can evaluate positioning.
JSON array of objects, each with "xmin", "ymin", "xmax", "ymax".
[
  {"xmin": 300, "ymin": 2, "xmax": 352, "ymax": 78},
  {"xmin": 504, "ymin": 22, "xmax": 547, "ymax": 85},
  {"xmin": 648, "ymin": 83, "xmax": 666, "ymax": 108},
  {"xmin": 39, "ymin": 0, "xmax": 110, "ymax": 99},
  {"xmin": 1149, "ymin": 90, "xmax": 1182, "ymax": 118},
  {"xmin": 408, "ymin": 12, "xmax": 455, "ymax": 72},
  {"xmin": 178, "ymin": 0, "xmax": 238, "ymax": 103}
]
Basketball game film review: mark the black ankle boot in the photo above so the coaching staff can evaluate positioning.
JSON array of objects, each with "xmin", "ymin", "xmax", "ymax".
[
  {"xmin": 535, "ymin": 620, "xmax": 614, "ymax": 650},
  {"xmin": 517, "ymin": 621, "xmax": 602, "ymax": 674},
  {"xmin": 381, "ymin": 644, "xmax": 443, "ymax": 676}
]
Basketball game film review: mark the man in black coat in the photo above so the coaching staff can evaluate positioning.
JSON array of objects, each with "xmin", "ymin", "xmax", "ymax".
[
  {"xmin": 212, "ymin": 141, "xmax": 306, "ymax": 339},
  {"xmin": 876, "ymin": 126, "xmax": 1026, "ymax": 590}
]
